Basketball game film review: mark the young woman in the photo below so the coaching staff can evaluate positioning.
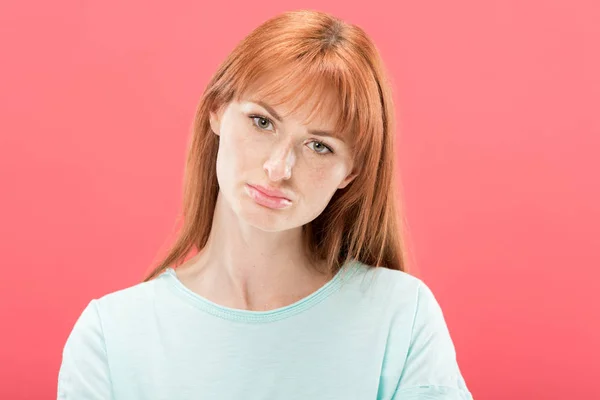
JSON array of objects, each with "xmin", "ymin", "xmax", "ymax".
[{"xmin": 58, "ymin": 10, "xmax": 473, "ymax": 400}]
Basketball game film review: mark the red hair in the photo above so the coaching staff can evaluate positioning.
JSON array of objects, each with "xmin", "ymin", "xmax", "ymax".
[{"xmin": 143, "ymin": 10, "xmax": 411, "ymax": 282}]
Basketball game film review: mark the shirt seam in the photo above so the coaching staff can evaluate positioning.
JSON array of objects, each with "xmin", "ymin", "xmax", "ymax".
[
  {"xmin": 394, "ymin": 384, "xmax": 473, "ymax": 395},
  {"xmin": 391, "ymin": 280, "xmax": 423, "ymax": 394},
  {"xmin": 92, "ymin": 299, "xmax": 115, "ymax": 400}
]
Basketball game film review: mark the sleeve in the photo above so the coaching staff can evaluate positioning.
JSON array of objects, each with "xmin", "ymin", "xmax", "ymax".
[
  {"xmin": 391, "ymin": 281, "xmax": 473, "ymax": 400},
  {"xmin": 57, "ymin": 299, "xmax": 114, "ymax": 399}
]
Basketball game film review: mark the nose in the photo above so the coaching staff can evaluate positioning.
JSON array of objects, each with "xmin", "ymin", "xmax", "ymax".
[{"xmin": 263, "ymin": 140, "xmax": 296, "ymax": 182}]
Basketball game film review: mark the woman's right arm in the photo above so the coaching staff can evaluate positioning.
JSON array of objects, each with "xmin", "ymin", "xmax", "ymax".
[{"xmin": 57, "ymin": 299, "xmax": 114, "ymax": 399}]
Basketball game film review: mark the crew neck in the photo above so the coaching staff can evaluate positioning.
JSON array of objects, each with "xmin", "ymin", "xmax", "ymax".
[{"xmin": 161, "ymin": 260, "xmax": 360, "ymax": 323}]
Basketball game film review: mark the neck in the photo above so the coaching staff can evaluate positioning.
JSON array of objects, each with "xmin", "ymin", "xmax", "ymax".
[{"xmin": 177, "ymin": 191, "xmax": 331, "ymax": 311}]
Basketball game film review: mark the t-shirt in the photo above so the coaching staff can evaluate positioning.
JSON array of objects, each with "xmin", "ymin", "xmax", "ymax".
[{"xmin": 57, "ymin": 260, "xmax": 473, "ymax": 399}]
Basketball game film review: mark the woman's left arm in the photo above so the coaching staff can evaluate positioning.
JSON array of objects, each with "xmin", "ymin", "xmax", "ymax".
[{"xmin": 391, "ymin": 281, "xmax": 473, "ymax": 400}]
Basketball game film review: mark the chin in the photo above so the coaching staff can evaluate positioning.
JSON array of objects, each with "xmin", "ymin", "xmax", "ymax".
[{"xmin": 237, "ymin": 196, "xmax": 301, "ymax": 232}]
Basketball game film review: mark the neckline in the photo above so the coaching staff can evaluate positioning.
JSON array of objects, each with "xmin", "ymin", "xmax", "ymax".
[{"xmin": 161, "ymin": 260, "xmax": 359, "ymax": 323}]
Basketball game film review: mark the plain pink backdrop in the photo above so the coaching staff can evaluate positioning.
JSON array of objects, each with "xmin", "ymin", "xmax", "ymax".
[{"xmin": 1, "ymin": 1, "xmax": 599, "ymax": 399}]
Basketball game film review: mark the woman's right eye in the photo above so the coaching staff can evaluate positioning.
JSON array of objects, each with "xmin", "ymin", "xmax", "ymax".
[{"xmin": 250, "ymin": 115, "xmax": 274, "ymax": 131}]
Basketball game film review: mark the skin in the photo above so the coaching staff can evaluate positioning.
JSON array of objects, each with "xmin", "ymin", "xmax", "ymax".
[{"xmin": 175, "ymin": 86, "xmax": 358, "ymax": 311}]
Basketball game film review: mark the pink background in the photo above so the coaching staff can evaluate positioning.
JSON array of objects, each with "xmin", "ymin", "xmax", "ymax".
[{"xmin": 1, "ymin": 1, "xmax": 599, "ymax": 399}]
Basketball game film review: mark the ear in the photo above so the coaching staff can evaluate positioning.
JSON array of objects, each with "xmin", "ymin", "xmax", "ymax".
[
  {"xmin": 338, "ymin": 169, "xmax": 358, "ymax": 189},
  {"xmin": 209, "ymin": 105, "xmax": 224, "ymax": 136}
]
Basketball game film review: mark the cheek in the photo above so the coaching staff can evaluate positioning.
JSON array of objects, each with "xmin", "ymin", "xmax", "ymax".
[
  {"xmin": 310, "ymin": 165, "xmax": 329, "ymax": 190},
  {"xmin": 306, "ymin": 162, "xmax": 348, "ymax": 193},
  {"xmin": 220, "ymin": 122, "xmax": 258, "ymax": 173}
]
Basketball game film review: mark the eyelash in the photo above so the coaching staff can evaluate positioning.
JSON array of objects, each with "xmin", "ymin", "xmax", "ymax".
[{"xmin": 248, "ymin": 114, "xmax": 335, "ymax": 155}]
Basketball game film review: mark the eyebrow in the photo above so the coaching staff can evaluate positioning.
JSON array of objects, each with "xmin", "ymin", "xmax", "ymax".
[{"xmin": 252, "ymin": 100, "xmax": 343, "ymax": 142}]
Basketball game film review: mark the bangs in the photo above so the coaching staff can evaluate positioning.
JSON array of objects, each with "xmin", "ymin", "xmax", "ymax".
[{"xmin": 232, "ymin": 53, "xmax": 365, "ymax": 148}]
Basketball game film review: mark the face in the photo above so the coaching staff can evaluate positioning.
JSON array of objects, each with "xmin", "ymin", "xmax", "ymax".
[{"xmin": 209, "ymin": 87, "xmax": 357, "ymax": 232}]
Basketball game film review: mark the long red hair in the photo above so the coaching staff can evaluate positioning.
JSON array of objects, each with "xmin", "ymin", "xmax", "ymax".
[{"xmin": 142, "ymin": 10, "xmax": 412, "ymax": 282}]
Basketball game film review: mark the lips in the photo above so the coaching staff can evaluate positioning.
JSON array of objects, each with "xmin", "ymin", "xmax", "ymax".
[
  {"xmin": 245, "ymin": 184, "xmax": 293, "ymax": 210},
  {"xmin": 248, "ymin": 184, "xmax": 291, "ymax": 201}
]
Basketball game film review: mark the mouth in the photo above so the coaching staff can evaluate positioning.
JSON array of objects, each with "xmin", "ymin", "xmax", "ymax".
[{"xmin": 245, "ymin": 184, "xmax": 293, "ymax": 210}]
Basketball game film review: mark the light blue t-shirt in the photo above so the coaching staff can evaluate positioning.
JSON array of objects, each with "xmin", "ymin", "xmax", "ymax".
[{"xmin": 58, "ymin": 260, "xmax": 473, "ymax": 399}]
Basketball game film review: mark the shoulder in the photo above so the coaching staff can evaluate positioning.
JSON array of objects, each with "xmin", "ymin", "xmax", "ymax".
[
  {"xmin": 341, "ymin": 261, "xmax": 451, "ymax": 345},
  {"xmin": 348, "ymin": 261, "xmax": 434, "ymax": 315},
  {"xmin": 351, "ymin": 262, "xmax": 451, "ymax": 342},
  {"xmin": 95, "ymin": 273, "xmax": 162, "ymax": 310},
  {"xmin": 67, "ymin": 271, "xmax": 171, "ymax": 341},
  {"xmin": 373, "ymin": 266, "xmax": 446, "ymax": 322},
  {"xmin": 89, "ymin": 271, "xmax": 178, "ymax": 334},
  {"xmin": 348, "ymin": 261, "xmax": 458, "ymax": 358}
]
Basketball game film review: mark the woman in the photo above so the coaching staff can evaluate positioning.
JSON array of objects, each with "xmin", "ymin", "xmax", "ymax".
[{"xmin": 58, "ymin": 10, "xmax": 473, "ymax": 400}]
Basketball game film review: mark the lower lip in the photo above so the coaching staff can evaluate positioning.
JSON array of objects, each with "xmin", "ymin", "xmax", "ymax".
[{"xmin": 244, "ymin": 185, "xmax": 292, "ymax": 210}]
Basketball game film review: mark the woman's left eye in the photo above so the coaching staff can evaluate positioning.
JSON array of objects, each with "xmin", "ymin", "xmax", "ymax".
[{"xmin": 308, "ymin": 141, "xmax": 333, "ymax": 155}]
